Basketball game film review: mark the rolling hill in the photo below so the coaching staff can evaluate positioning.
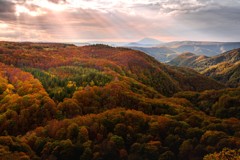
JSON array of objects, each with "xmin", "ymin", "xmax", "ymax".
[
  {"xmin": 169, "ymin": 48, "xmax": 240, "ymax": 87},
  {"xmin": 129, "ymin": 46, "xmax": 178, "ymax": 62},
  {"xmin": 73, "ymin": 40, "xmax": 240, "ymax": 63},
  {"xmin": 122, "ymin": 41, "xmax": 240, "ymax": 63},
  {"xmin": 0, "ymin": 42, "xmax": 240, "ymax": 160},
  {"xmin": 0, "ymin": 42, "xmax": 224, "ymax": 96},
  {"xmin": 160, "ymin": 41, "xmax": 240, "ymax": 56},
  {"xmin": 168, "ymin": 52, "xmax": 208, "ymax": 68}
]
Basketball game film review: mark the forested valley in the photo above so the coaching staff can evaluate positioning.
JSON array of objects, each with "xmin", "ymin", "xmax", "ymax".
[{"xmin": 0, "ymin": 42, "xmax": 239, "ymax": 160}]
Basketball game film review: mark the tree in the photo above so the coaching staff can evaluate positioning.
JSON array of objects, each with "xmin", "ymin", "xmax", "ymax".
[
  {"xmin": 110, "ymin": 135, "xmax": 124, "ymax": 149},
  {"xmin": 78, "ymin": 126, "xmax": 89, "ymax": 143},
  {"xmin": 80, "ymin": 148, "xmax": 93, "ymax": 160},
  {"xmin": 114, "ymin": 123, "xmax": 127, "ymax": 137},
  {"xmin": 178, "ymin": 139, "xmax": 194, "ymax": 160},
  {"xmin": 204, "ymin": 148, "xmax": 240, "ymax": 160},
  {"xmin": 159, "ymin": 151, "xmax": 176, "ymax": 160},
  {"xmin": 58, "ymin": 99, "xmax": 82, "ymax": 118},
  {"xmin": 67, "ymin": 123, "xmax": 79, "ymax": 142}
]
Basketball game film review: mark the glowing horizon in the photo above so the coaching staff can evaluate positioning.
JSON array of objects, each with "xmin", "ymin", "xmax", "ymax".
[{"xmin": 0, "ymin": 0, "xmax": 240, "ymax": 42}]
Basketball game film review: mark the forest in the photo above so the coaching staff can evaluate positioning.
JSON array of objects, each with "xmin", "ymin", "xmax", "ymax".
[{"xmin": 0, "ymin": 42, "xmax": 239, "ymax": 160}]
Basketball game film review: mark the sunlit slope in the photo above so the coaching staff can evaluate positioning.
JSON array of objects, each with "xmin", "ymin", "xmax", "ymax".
[
  {"xmin": 0, "ymin": 42, "xmax": 224, "ymax": 97},
  {"xmin": 169, "ymin": 48, "xmax": 240, "ymax": 87},
  {"xmin": 0, "ymin": 62, "xmax": 57, "ymax": 135}
]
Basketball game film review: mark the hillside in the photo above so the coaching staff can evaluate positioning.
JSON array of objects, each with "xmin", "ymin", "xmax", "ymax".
[
  {"xmin": 168, "ymin": 52, "xmax": 208, "ymax": 68},
  {"xmin": 159, "ymin": 41, "xmax": 240, "ymax": 56},
  {"xmin": 201, "ymin": 49, "xmax": 240, "ymax": 87},
  {"xmin": 125, "ymin": 41, "xmax": 240, "ymax": 63},
  {"xmin": 202, "ymin": 61, "xmax": 240, "ymax": 87},
  {"xmin": 169, "ymin": 48, "xmax": 240, "ymax": 87},
  {"xmin": 0, "ymin": 62, "xmax": 57, "ymax": 135},
  {"xmin": 0, "ymin": 42, "xmax": 239, "ymax": 160},
  {"xmin": 125, "ymin": 38, "xmax": 162, "ymax": 47},
  {"xmin": 0, "ymin": 42, "xmax": 224, "ymax": 97},
  {"xmin": 129, "ymin": 47, "xmax": 178, "ymax": 62}
]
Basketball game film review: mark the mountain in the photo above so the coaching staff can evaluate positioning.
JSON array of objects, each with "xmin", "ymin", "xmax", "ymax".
[
  {"xmin": 74, "ymin": 38, "xmax": 162, "ymax": 48},
  {"xmin": 137, "ymin": 38, "xmax": 162, "ymax": 45},
  {"xmin": 160, "ymin": 41, "xmax": 240, "ymax": 56},
  {"xmin": 124, "ymin": 41, "xmax": 240, "ymax": 63},
  {"xmin": 74, "ymin": 41, "xmax": 240, "ymax": 63},
  {"xmin": 169, "ymin": 48, "xmax": 240, "ymax": 87},
  {"xmin": 0, "ymin": 42, "xmax": 224, "ymax": 97},
  {"xmin": 200, "ymin": 49, "xmax": 240, "ymax": 87},
  {"xmin": 168, "ymin": 52, "xmax": 209, "ymax": 69},
  {"xmin": 125, "ymin": 38, "xmax": 162, "ymax": 47},
  {"xmin": 129, "ymin": 46, "xmax": 178, "ymax": 62},
  {"xmin": 1, "ymin": 42, "xmax": 240, "ymax": 160}
]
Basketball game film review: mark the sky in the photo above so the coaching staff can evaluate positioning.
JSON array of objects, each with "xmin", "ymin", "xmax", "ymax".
[{"xmin": 0, "ymin": 0, "xmax": 240, "ymax": 42}]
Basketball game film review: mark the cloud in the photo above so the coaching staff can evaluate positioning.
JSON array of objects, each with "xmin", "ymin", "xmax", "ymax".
[
  {"xmin": 175, "ymin": 5, "xmax": 240, "ymax": 41},
  {"xmin": 48, "ymin": 0, "xmax": 67, "ymax": 4},
  {"xmin": 0, "ymin": 0, "xmax": 240, "ymax": 42},
  {"xmin": 0, "ymin": 0, "xmax": 15, "ymax": 13},
  {"xmin": 0, "ymin": 0, "xmax": 16, "ymax": 22}
]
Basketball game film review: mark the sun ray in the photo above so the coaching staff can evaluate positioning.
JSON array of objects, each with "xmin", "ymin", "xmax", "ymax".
[{"xmin": 15, "ymin": 5, "xmax": 47, "ymax": 17}]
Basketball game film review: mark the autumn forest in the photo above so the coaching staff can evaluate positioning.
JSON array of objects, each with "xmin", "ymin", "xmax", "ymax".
[{"xmin": 0, "ymin": 42, "xmax": 239, "ymax": 160}]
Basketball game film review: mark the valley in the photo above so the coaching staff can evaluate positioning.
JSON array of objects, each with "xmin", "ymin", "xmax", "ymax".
[
  {"xmin": 121, "ymin": 39, "xmax": 240, "ymax": 62},
  {"xmin": 169, "ymin": 48, "xmax": 240, "ymax": 87},
  {"xmin": 0, "ymin": 42, "xmax": 239, "ymax": 160},
  {"xmin": 0, "ymin": 0, "xmax": 240, "ymax": 159}
]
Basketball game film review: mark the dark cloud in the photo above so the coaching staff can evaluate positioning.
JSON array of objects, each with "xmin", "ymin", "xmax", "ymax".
[
  {"xmin": 0, "ymin": 0, "xmax": 16, "ymax": 22},
  {"xmin": 0, "ymin": 0, "xmax": 15, "ymax": 13},
  {"xmin": 175, "ymin": 5, "xmax": 240, "ymax": 41}
]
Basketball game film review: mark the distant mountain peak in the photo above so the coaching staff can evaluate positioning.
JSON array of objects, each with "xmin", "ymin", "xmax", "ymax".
[
  {"xmin": 125, "ymin": 38, "xmax": 162, "ymax": 47},
  {"xmin": 137, "ymin": 38, "xmax": 162, "ymax": 45}
]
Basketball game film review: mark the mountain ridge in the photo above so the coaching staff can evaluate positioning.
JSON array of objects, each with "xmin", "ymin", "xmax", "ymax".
[
  {"xmin": 0, "ymin": 41, "xmax": 239, "ymax": 160},
  {"xmin": 0, "ymin": 42, "xmax": 224, "ymax": 96},
  {"xmin": 169, "ymin": 48, "xmax": 240, "ymax": 87},
  {"xmin": 123, "ymin": 40, "xmax": 240, "ymax": 62},
  {"xmin": 125, "ymin": 38, "xmax": 162, "ymax": 47},
  {"xmin": 160, "ymin": 41, "xmax": 240, "ymax": 56}
]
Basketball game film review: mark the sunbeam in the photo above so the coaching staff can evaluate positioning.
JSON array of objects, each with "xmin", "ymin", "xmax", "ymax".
[{"xmin": 0, "ymin": 0, "xmax": 239, "ymax": 42}]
